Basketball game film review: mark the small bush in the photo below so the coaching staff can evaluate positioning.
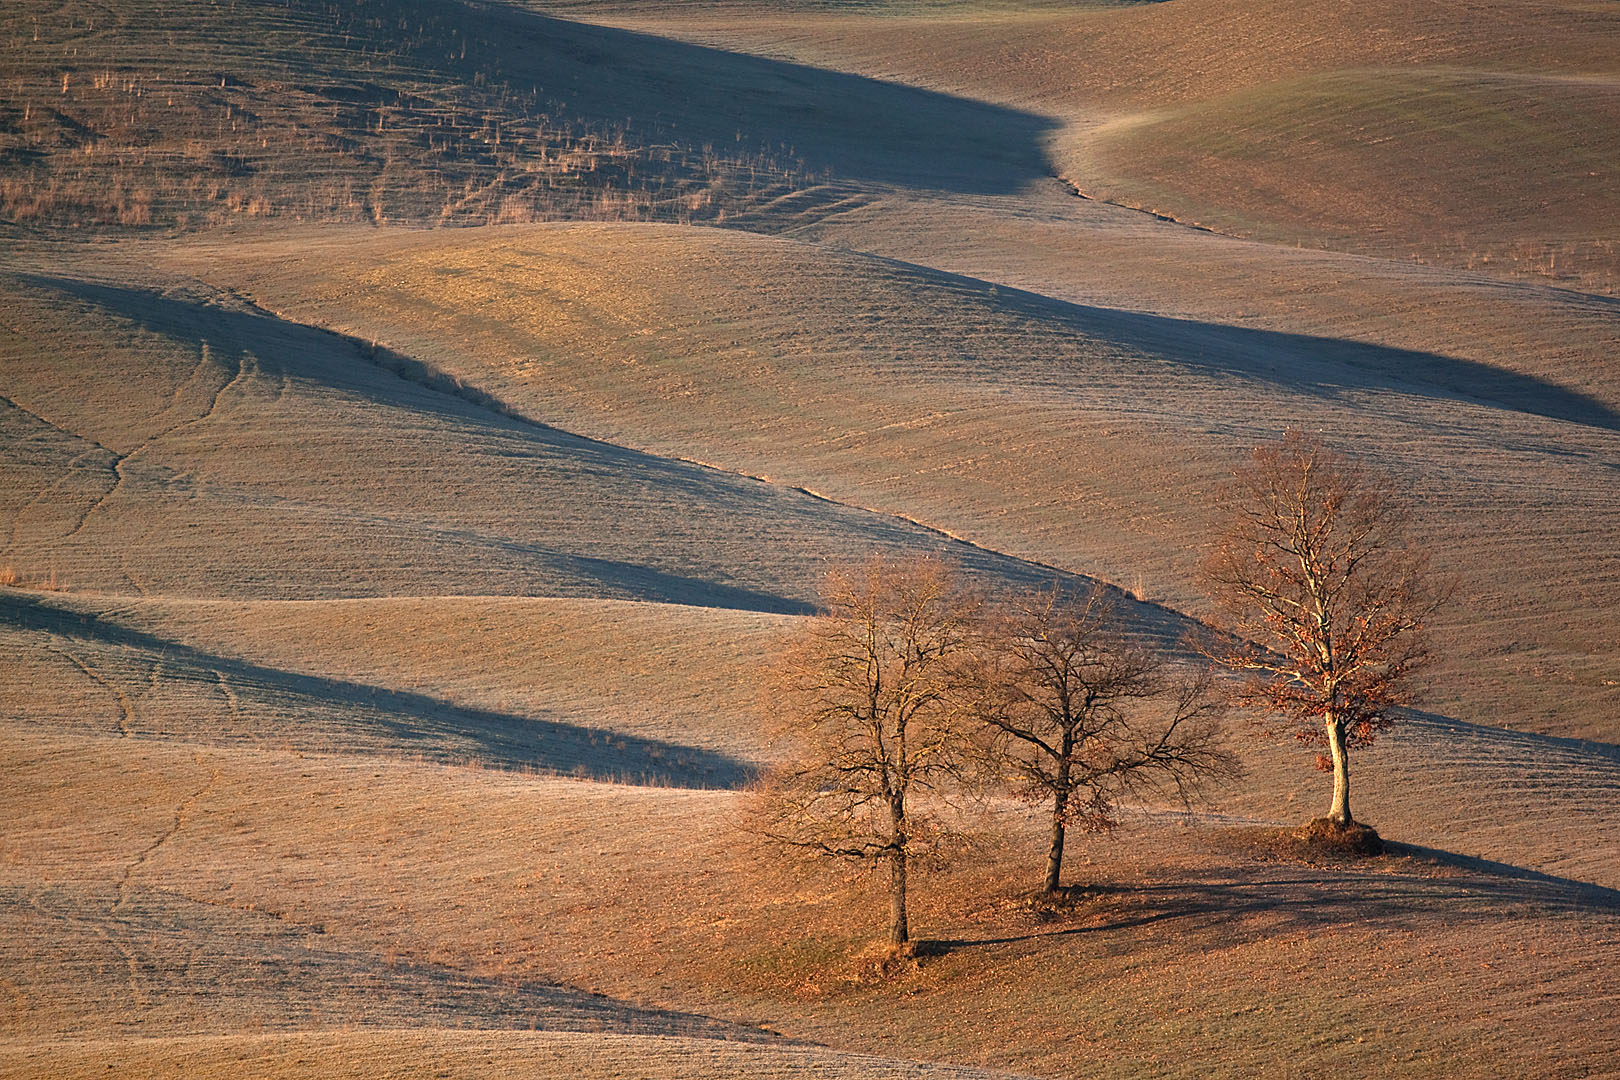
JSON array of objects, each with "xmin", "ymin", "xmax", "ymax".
[{"xmin": 0, "ymin": 566, "xmax": 67, "ymax": 591}]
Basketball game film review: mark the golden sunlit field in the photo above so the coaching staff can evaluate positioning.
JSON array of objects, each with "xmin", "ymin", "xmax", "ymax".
[{"xmin": 3, "ymin": 0, "xmax": 1617, "ymax": 1077}]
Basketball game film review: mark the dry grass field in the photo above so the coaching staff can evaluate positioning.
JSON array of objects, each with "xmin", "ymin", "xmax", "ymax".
[
  {"xmin": 3, "ymin": 0, "xmax": 1618, "ymax": 1077},
  {"xmin": 573, "ymin": 0, "xmax": 1620, "ymax": 292},
  {"xmin": 128, "ymin": 223, "xmax": 1620, "ymax": 743},
  {"xmin": 0, "ymin": 0, "xmax": 1048, "ymax": 231}
]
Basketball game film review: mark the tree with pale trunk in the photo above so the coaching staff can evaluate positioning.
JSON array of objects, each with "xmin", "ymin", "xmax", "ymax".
[
  {"xmin": 751, "ymin": 555, "xmax": 981, "ymax": 952},
  {"xmin": 1200, "ymin": 430, "xmax": 1443, "ymax": 833},
  {"xmin": 971, "ymin": 583, "xmax": 1236, "ymax": 895}
]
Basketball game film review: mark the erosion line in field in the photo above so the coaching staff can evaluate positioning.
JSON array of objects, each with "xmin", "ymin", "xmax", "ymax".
[
  {"xmin": 28, "ymin": 888, "xmax": 154, "ymax": 1009},
  {"xmin": 0, "ymin": 446, "xmax": 106, "ymax": 555},
  {"xmin": 60, "ymin": 347, "xmax": 249, "ymax": 543},
  {"xmin": 0, "ymin": 393, "xmax": 127, "ymax": 553},
  {"xmin": 215, "ymin": 668, "xmax": 243, "ymax": 723},
  {"xmin": 56, "ymin": 454, "xmax": 125, "ymax": 543},
  {"xmin": 165, "ymin": 341, "xmax": 219, "ymax": 414},
  {"xmin": 203, "ymin": 280, "xmax": 1173, "ymax": 619},
  {"xmin": 674, "ymin": 452, "xmax": 1189, "ymax": 629},
  {"xmin": 118, "ymin": 545, "xmax": 150, "ymax": 598},
  {"xmin": 0, "ymin": 391, "xmax": 113, "ymax": 449},
  {"xmin": 48, "ymin": 645, "xmax": 135, "ymax": 737},
  {"xmin": 1053, "ymin": 171, "xmax": 1221, "ymax": 236},
  {"xmin": 96, "ymin": 921, "xmax": 150, "ymax": 1010},
  {"xmin": 162, "ymin": 888, "xmax": 301, "ymax": 928},
  {"xmin": 114, "ymin": 756, "xmax": 222, "ymax": 913}
]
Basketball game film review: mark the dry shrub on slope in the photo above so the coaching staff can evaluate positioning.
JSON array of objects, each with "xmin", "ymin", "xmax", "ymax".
[{"xmin": 0, "ymin": 0, "xmax": 814, "ymax": 231}]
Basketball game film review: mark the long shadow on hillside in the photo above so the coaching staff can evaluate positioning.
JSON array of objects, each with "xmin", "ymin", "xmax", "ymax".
[
  {"xmin": 4, "ymin": 0, "xmax": 1059, "ymax": 234},
  {"xmin": 930, "ymin": 850, "xmax": 1620, "ymax": 955},
  {"xmin": 20, "ymin": 274, "xmax": 1203, "ymax": 640},
  {"xmin": 1390, "ymin": 845, "xmax": 1620, "ymax": 904},
  {"xmin": 916, "ymin": 261, "xmax": 1620, "ymax": 431},
  {"xmin": 8, "ymin": 273, "xmax": 806, "ymax": 614},
  {"xmin": 22, "ymin": 885, "xmax": 788, "ymax": 1041},
  {"xmin": 333, "ymin": 2, "xmax": 1058, "ymax": 196},
  {"xmin": 1401, "ymin": 710, "xmax": 1620, "ymax": 763},
  {"xmin": 3, "ymin": 591, "xmax": 754, "ymax": 788}
]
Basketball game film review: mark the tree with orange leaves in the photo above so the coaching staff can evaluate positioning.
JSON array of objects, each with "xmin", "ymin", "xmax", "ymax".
[{"xmin": 1201, "ymin": 431, "xmax": 1444, "ymax": 833}]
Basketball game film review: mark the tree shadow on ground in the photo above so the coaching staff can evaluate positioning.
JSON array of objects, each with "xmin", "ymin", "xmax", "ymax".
[
  {"xmin": 926, "ymin": 845, "xmax": 1620, "ymax": 955},
  {"xmin": 1400, "ymin": 710, "xmax": 1620, "ymax": 766},
  {"xmin": 2, "ymin": 589, "xmax": 757, "ymax": 789}
]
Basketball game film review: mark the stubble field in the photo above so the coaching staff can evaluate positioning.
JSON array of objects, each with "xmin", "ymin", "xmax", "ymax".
[{"xmin": 3, "ymin": 0, "xmax": 1618, "ymax": 1077}]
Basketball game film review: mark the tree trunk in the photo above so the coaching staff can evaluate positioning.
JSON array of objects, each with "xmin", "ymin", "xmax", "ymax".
[
  {"xmin": 1044, "ymin": 785, "xmax": 1070, "ymax": 894},
  {"xmin": 887, "ymin": 789, "xmax": 910, "ymax": 948},
  {"xmin": 1325, "ymin": 715, "xmax": 1352, "ymax": 825},
  {"xmin": 887, "ymin": 847, "xmax": 909, "ymax": 948}
]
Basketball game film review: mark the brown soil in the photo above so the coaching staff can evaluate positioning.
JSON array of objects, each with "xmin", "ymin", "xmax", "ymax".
[{"xmin": 2, "ymin": 2, "xmax": 1616, "ymax": 1076}]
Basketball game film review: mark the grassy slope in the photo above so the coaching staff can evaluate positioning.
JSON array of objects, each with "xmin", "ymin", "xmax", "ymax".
[
  {"xmin": 1, "ymin": 1032, "xmax": 1031, "ymax": 1080},
  {"xmin": 5, "ymin": 223, "xmax": 1618, "ymax": 1072},
  {"xmin": 0, "ymin": 0, "xmax": 1049, "ymax": 232},
  {"xmin": 583, "ymin": 0, "xmax": 1619, "ymax": 106},
  {"xmin": 5, "ymin": 221, "xmax": 1615, "ymax": 1073},
  {"xmin": 6, "ymin": 721, "xmax": 1617, "ymax": 1078},
  {"xmin": 0, "ymin": 0, "xmax": 760, "ymax": 228},
  {"xmin": 1088, "ymin": 69, "xmax": 1620, "ymax": 283},
  {"xmin": 0, "ymin": 256, "xmax": 1069, "ymax": 1077},
  {"xmin": 578, "ymin": 0, "xmax": 1620, "ymax": 292},
  {"xmin": 0, "ymin": 264, "xmax": 1095, "ymax": 608},
  {"xmin": 156, "ymin": 223, "xmax": 1620, "ymax": 744},
  {"xmin": 0, "ymin": 590, "xmax": 779, "ymax": 781},
  {"xmin": 10, "ymin": 0, "xmax": 1616, "ymax": 289},
  {"xmin": 3, "ymin": 1, "xmax": 1619, "ymax": 1076},
  {"xmin": 8, "ymin": 586, "xmax": 1617, "ymax": 885}
]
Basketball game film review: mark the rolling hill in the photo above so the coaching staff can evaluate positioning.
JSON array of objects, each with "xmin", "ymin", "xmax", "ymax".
[
  {"xmin": 3, "ymin": 0, "xmax": 1618, "ymax": 1077},
  {"xmin": 133, "ymin": 222, "xmax": 1620, "ymax": 743},
  {"xmin": 0, "ymin": 0, "xmax": 1049, "ymax": 232},
  {"xmin": 580, "ymin": 0, "xmax": 1620, "ymax": 292}
]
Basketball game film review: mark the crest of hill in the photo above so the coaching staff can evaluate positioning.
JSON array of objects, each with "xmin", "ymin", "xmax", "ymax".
[
  {"xmin": 158, "ymin": 221, "xmax": 1620, "ymax": 744},
  {"xmin": 0, "ymin": 0, "xmax": 1051, "ymax": 233},
  {"xmin": 0, "ymin": 266, "xmax": 1108, "ymax": 610},
  {"xmin": 578, "ymin": 0, "xmax": 1620, "ymax": 104},
  {"xmin": 1078, "ymin": 67, "xmax": 1620, "ymax": 292},
  {"xmin": 580, "ymin": 0, "xmax": 1620, "ymax": 291}
]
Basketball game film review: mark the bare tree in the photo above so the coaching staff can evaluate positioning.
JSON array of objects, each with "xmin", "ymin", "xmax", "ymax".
[
  {"xmin": 972, "ymin": 584, "xmax": 1235, "ymax": 894},
  {"xmin": 752, "ymin": 555, "xmax": 981, "ymax": 952},
  {"xmin": 1200, "ymin": 430, "xmax": 1443, "ymax": 830}
]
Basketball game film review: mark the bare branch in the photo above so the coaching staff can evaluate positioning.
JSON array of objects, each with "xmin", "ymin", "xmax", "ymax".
[
  {"xmin": 1197, "ymin": 430, "xmax": 1443, "ymax": 826},
  {"xmin": 745, "ymin": 553, "xmax": 982, "ymax": 947},
  {"xmin": 965, "ymin": 581, "xmax": 1238, "ymax": 892}
]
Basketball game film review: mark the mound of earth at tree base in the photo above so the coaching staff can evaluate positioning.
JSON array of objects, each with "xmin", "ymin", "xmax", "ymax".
[
  {"xmin": 1293, "ymin": 818, "xmax": 1385, "ymax": 856},
  {"xmin": 1219, "ymin": 820, "xmax": 1388, "ymax": 862}
]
